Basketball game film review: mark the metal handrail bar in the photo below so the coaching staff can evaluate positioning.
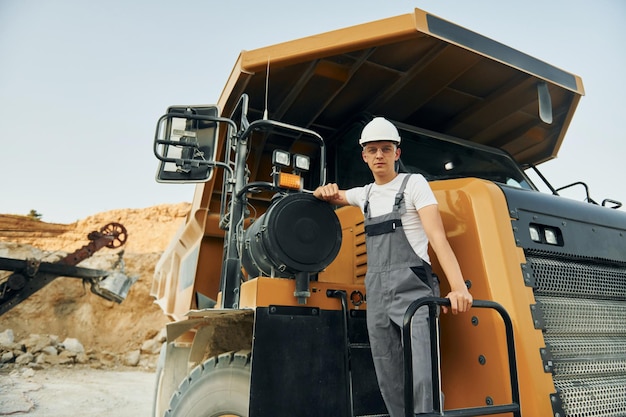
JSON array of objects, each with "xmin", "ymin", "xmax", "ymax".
[{"xmin": 402, "ymin": 297, "xmax": 521, "ymax": 417}]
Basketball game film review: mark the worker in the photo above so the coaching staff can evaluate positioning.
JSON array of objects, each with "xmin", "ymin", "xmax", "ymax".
[{"xmin": 313, "ymin": 117, "xmax": 473, "ymax": 416}]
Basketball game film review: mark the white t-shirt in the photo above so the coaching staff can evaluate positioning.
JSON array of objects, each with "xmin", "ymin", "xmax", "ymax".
[{"xmin": 345, "ymin": 173, "xmax": 437, "ymax": 263}]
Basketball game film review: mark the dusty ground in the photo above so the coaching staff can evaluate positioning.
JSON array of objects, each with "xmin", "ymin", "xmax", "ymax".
[
  {"xmin": 0, "ymin": 204, "xmax": 191, "ymax": 416},
  {"xmin": 0, "ymin": 366, "xmax": 155, "ymax": 417}
]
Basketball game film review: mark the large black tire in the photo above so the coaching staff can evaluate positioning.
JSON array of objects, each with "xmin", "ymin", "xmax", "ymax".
[{"xmin": 164, "ymin": 350, "xmax": 251, "ymax": 417}]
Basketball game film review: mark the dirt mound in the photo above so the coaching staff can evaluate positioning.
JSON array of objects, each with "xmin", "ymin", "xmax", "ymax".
[
  {"xmin": 0, "ymin": 203, "xmax": 190, "ymax": 254},
  {"xmin": 0, "ymin": 203, "xmax": 190, "ymax": 367},
  {"xmin": 0, "ymin": 215, "xmax": 71, "ymax": 240}
]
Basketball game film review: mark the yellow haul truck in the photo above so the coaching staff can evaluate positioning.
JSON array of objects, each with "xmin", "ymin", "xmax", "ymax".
[{"xmin": 150, "ymin": 8, "xmax": 626, "ymax": 417}]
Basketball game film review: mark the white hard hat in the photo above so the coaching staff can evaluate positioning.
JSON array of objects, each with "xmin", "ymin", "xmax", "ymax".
[{"xmin": 359, "ymin": 117, "xmax": 401, "ymax": 146}]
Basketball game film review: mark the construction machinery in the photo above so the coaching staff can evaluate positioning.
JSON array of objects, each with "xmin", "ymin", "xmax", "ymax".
[
  {"xmin": 0, "ymin": 222, "xmax": 135, "ymax": 315},
  {"xmin": 150, "ymin": 8, "xmax": 626, "ymax": 417}
]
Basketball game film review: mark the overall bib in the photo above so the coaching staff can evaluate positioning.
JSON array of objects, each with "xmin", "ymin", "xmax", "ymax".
[{"xmin": 363, "ymin": 174, "xmax": 440, "ymax": 417}]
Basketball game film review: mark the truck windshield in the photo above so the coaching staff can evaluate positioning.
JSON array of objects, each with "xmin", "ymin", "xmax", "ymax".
[{"xmin": 331, "ymin": 123, "xmax": 534, "ymax": 191}]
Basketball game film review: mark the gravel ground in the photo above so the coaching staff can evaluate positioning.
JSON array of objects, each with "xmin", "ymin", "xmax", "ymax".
[{"xmin": 0, "ymin": 366, "xmax": 156, "ymax": 417}]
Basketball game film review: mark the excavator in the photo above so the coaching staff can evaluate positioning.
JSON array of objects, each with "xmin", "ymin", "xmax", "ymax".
[
  {"xmin": 0, "ymin": 222, "xmax": 134, "ymax": 315},
  {"xmin": 150, "ymin": 8, "xmax": 626, "ymax": 417}
]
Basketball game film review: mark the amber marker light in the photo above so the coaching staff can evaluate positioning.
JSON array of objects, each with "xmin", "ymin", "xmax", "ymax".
[{"xmin": 278, "ymin": 172, "xmax": 302, "ymax": 190}]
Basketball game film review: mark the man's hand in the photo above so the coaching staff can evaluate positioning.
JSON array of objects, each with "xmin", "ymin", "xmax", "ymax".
[
  {"xmin": 443, "ymin": 288, "xmax": 473, "ymax": 314},
  {"xmin": 313, "ymin": 183, "xmax": 347, "ymax": 205}
]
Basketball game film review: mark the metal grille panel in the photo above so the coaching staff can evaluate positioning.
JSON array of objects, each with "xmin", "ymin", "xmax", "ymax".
[
  {"xmin": 535, "ymin": 296, "xmax": 626, "ymax": 334},
  {"xmin": 553, "ymin": 359, "xmax": 626, "ymax": 379},
  {"xmin": 544, "ymin": 335, "xmax": 626, "ymax": 359},
  {"xmin": 526, "ymin": 252, "xmax": 626, "ymax": 417},
  {"xmin": 555, "ymin": 376, "xmax": 626, "ymax": 417},
  {"xmin": 529, "ymin": 255, "xmax": 626, "ymax": 301}
]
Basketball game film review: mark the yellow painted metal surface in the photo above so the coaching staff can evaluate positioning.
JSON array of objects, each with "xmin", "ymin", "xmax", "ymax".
[
  {"xmin": 319, "ymin": 205, "xmax": 367, "ymax": 284},
  {"xmin": 430, "ymin": 178, "xmax": 555, "ymax": 415},
  {"xmin": 239, "ymin": 277, "xmax": 366, "ymax": 312},
  {"xmin": 219, "ymin": 7, "xmax": 583, "ymax": 166}
]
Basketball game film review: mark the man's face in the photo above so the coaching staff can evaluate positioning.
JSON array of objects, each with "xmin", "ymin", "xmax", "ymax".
[{"xmin": 361, "ymin": 141, "xmax": 400, "ymax": 175}]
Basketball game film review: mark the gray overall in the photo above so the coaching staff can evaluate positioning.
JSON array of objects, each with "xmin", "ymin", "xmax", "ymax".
[{"xmin": 363, "ymin": 175, "xmax": 440, "ymax": 417}]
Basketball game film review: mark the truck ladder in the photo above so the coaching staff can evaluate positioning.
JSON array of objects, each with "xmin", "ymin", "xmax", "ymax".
[{"xmin": 402, "ymin": 297, "xmax": 521, "ymax": 417}]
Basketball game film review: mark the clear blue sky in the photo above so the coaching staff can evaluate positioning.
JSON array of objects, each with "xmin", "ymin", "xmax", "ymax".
[{"xmin": 1, "ymin": 0, "xmax": 624, "ymax": 223}]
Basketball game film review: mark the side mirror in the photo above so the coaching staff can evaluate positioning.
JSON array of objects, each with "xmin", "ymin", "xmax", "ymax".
[{"xmin": 154, "ymin": 105, "xmax": 220, "ymax": 183}]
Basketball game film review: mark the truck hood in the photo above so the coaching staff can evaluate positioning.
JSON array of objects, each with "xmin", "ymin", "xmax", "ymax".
[{"xmin": 218, "ymin": 8, "xmax": 584, "ymax": 166}]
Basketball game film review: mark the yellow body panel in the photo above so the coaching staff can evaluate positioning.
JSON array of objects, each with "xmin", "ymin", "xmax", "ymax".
[
  {"xmin": 319, "ymin": 206, "xmax": 367, "ymax": 284},
  {"xmin": 239, "ymin": 277, "xmax": 366, "ymax": 311},
  {"xmin": 430, "ymin": 178, "xmax": 554, "ymax": 415}
]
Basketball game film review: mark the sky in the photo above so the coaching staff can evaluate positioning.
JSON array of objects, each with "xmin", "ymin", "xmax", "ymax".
[{"xmin": 1, "ymin": 0, "xmax": 624, "ymax": 223}]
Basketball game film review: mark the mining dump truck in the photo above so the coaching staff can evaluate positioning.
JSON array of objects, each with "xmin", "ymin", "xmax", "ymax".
[{"xmin": 150, "ymin": 8, "xmax": 626, "ymax": 417}]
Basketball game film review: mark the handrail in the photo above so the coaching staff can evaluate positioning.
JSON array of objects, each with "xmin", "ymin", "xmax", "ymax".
[{"xmin": 402, "ymin": 297, "xmax": 521, "ymax": 417}]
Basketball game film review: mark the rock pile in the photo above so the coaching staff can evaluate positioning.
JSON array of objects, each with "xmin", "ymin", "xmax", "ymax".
[
  {"xmin": 0, "ymin": 327, "xmax": 165, "ymax": 370},
  {"xmin": 0, "ymin": 203, "xmax": 190, "ymax": 370}
]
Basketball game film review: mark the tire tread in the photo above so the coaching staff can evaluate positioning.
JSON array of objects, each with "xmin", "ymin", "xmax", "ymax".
[{"xmin": 163, "ymin": 350, "xmax": 251, "ymax": 417}]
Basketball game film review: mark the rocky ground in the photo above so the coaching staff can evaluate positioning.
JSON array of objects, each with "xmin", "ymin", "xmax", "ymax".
[{"xmin": 0, "ymin": 203, "xmax": 190, "ymax": 415}]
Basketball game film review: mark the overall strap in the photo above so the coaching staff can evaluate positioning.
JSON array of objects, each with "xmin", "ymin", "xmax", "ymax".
[
  {"xmin": 363, "ymin": 183, "xmax": 374, "ymax": 219},
  {"xmin": 393, "ymin": 174, "xmax": 412, "ymax": 213},
  {"xmin": 364, "ymin": 174, "xmax": 412, "ymax": 218}
]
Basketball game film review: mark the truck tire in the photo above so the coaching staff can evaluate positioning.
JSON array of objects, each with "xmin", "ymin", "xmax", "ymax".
[
  {"xmin": 164, "ymin": 350, "xmax": 251, "ymax": 417},
  {"xmin": 153, "ymin": 342, "xmax": 192, "ymax": 417},
  {"xmin": 152, "ymin": 343, "xmax": 167, "ymax": 417}
]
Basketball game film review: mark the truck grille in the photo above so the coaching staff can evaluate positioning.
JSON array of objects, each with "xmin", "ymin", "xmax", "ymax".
[{"xmin": 526, "ymin": 251, "xmax": 626, "ymax": 417}]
